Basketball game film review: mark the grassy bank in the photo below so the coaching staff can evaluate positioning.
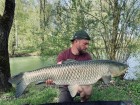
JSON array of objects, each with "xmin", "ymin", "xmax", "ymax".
[{"xmin": 0, "ymin": 79, "xmax": 139, "ymax": 105}]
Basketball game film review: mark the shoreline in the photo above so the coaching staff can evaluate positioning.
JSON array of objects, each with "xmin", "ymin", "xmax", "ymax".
[{"xmin": 9, "ymin": 51, "xmax": 40, "ymax": 58}]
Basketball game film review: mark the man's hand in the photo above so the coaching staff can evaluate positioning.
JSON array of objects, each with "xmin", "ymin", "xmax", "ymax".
[
  {"xmin": 46, "ymin": 79, "xmax": 54, "ymax": 85},
  {"xmin": 57, "ymin": 61, "xmax": 62, "ymax": 64}
]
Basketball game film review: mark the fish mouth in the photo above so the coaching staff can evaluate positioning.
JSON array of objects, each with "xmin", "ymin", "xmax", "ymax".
[
  {"xmin": 116, "ymin": 70, "xmax": 127, "ymax": 77},
  {"xmin": 123, "ymin": 68, "xmax": 128, "ymax": 74}
]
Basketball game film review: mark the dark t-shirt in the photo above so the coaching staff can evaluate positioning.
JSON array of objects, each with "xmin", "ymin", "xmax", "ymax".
[{"xmin": 57, "ymin": 48, "xmax": 92, "ymax": 63}]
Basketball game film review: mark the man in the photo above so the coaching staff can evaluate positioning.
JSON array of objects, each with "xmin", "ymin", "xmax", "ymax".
[{"xmin": 46, "ymin": 30, "xmax": 93, "ymax": 102}]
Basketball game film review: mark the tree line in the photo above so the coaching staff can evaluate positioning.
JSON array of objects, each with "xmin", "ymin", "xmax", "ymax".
[{"xmin": 9, "ymin": 0, "xmax": 140, "ymax": 60}]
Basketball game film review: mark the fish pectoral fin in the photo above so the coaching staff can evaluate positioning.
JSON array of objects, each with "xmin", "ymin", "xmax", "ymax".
[
  {"xmin": 102, "ymin": 75, "xmax": 111, "ymax": 85},
  {"xmin": 35, "ymin": 81, "xmax": 45, "ymax": 85},
  {"xmin": 68, "ymin": 84, "xmax": 79, "ymax": 97}
]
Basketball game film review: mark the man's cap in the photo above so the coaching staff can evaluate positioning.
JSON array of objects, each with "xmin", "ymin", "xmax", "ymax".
[{"xmin": 70, "ymin": 30, "xmax": 91, "ymax": 41}]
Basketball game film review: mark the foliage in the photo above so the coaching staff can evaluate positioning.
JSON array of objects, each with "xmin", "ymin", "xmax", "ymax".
[
  {"xmin": 135, "ymin": 71, "xmax": 140, "ymax": 79},
  {"xmin": 0, "ymin": 0, "xmax": 5, "ymax": 15},
  {"xmin": 1, "ymin": 0, "xmax": 139, "ymax": 61}
]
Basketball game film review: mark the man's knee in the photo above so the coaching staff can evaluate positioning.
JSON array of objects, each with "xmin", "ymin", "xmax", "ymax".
[
  {"xmin": 78, "ymin": 85, "xmax": 93, "ymax": 102},
  {"xmin": 80, "ymin": 85, "xmax": 93, "ymax": 95}
]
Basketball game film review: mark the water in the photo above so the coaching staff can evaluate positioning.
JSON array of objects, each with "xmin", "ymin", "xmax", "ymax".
[
  {"xmin": 10, "ymin": 55, "xmax": 140, "ymax": 79},
  {"xmin": 125, "ymin": 55, "xmax": 140, "ymax": 80},
  {"xmin": 10, "ymin": 56, "xmax": 56, "ymax": 76}
]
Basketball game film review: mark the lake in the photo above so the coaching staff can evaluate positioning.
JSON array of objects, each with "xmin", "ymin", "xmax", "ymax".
[
  {"xmin": 10, "ymin": 55, "xmax": 140, "ymax": 80},
  {"xmin": 10, "ymin": 56, "xmax": 56, "ymax": 76}
]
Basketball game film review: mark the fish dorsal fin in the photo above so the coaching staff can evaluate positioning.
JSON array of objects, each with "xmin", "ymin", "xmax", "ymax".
[
  {"xmin": 68, "ymin": 84, "xmax": 79, "ymax": 97},
  {"xmin": 62, "ymin": 59, "xmax": 78, "ymax": 64}
]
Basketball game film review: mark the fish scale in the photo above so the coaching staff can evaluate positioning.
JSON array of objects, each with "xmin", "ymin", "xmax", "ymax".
[{"xmin": 9, "ymin": 60, "xmax": 128, "ymax": 98}]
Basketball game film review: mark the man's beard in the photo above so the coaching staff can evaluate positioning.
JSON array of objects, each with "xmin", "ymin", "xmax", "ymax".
[{"xmin": 78, "ymin": 48, "xmax": 86, "ymax": 54}]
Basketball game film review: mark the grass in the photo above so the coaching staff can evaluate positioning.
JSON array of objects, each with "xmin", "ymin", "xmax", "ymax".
[
  {"xmin": 0, "ymin": 84, "xmax": 58, "ymax": 105},
  {"xmin": 91, "ymin": 80, "xmax": 140, "ymax": 105},
  {"xmin": 0, "ymin": 79, "xmax": 139, "ymax": 105}
]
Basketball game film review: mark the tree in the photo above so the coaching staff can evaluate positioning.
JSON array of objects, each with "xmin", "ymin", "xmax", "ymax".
[
  {"xmin": 81, "ymin": 0, "xmax": 140, "ymax": 62},
  {"xmin": 5, "ymin": 0, "xmax": 140, "ymax": 61},
  {"xmin": 0, "ymin": 0, "xmax": 15, "ymax": 91},
  {"xmin": 39, "ymin": 0, "xmax": 53, "ymax": 55}
]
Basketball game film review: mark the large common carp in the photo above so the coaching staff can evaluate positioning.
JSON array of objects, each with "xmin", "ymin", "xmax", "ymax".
[{"xmin": 9, "ymin": 60, "xmax": 128, "ymax": 98}]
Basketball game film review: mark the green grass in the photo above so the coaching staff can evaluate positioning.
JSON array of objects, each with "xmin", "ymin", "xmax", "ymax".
[
  {"xmin": 0, "ymin": 84, "xmax": 58, "ymax": 105},
  {"xmin": 91, "ymin": 80, "xmax": 140, "ymax": 105},
  {"xmin": 0, "ymin": 80, "xmax": 139, "ymax": 105}
]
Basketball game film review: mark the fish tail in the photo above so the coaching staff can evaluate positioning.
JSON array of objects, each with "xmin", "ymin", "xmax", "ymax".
[
  {"xmin": 9, "ymin": 73, "xmax": 23, "ymax": 84},
  {"xmin": 9, "ymin": 73, "xmax": 29, "ymax": 98}
]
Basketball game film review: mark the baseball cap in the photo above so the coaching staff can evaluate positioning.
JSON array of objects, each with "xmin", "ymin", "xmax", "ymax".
[{"xmin": 70, "ymin": 30, "xmax": 91, "ymax": 41}]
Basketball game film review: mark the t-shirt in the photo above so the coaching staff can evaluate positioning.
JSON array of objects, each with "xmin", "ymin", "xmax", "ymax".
[{"xmin": 57, "ymin": 48, "xmax": 92, "ymax": 63}]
